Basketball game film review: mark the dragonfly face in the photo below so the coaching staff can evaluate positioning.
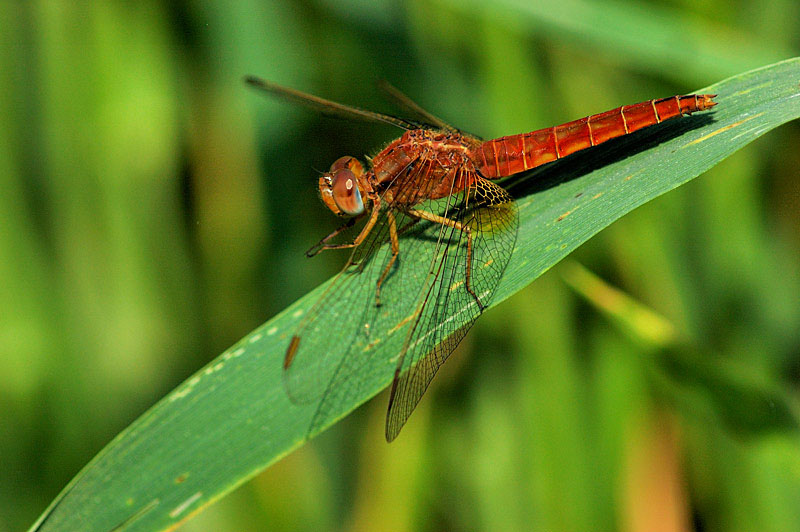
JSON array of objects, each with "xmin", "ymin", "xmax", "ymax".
[{"xmin": 318, "ymin": 155, "xmax": 370, "ymax": 217}]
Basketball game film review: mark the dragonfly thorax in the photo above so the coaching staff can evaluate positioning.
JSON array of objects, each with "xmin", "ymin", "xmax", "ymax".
[{"xmin": 319, "ymin": 156, "xmax": 372, "ymax": 217}]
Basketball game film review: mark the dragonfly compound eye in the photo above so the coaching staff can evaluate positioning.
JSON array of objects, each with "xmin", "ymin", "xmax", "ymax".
[
  {"xmin": 329, "ymin": 155, "xmax": 363, "ymax": 177},
  {"xmin": 331, "ymin": 168, "xmax": 364, "ymax": 216}
]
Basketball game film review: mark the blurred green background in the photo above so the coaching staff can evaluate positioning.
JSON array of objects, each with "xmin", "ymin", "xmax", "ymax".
[{"xmin": 2, "ymin": 1, "xmax": 799, "ymax": 531}]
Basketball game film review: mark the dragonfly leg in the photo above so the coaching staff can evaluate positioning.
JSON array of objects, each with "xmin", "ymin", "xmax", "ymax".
[
  {"xmin": 375, "ymin": 210, "xmax": 400, "ymax": 306},
  {"xmin": 407, "ymin": 208, "xmax": 485, "ymax": 311},
  {"xmin": 308, "ymin": 196, "xmax": 382, "ymax": 255},
  {"xmin": 305, "ymin": 217, "xmax": 358, "ymax": 256}
]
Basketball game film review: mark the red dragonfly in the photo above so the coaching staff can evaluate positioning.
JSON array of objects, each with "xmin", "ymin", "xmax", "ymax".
[{"xmin": 246, "ymin": 76, "xmax": 716, "ymax": 441}]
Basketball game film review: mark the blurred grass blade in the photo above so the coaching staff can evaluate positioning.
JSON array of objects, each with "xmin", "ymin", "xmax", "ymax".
[
  {"xmin": 561, "ymin": 260, "xmax": 798, "ymax": 435},
  {"xmin": 560, "ymin": 260, "xmax": 677, "ymax": 348},
  {"xmin": 31, "ymin": 58, "xmax": 800, "ymax": 532}
]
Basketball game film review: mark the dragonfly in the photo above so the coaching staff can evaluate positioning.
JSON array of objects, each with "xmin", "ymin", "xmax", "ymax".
[{"xmin": 246, "ymin": 75, "xmax": 716, "ymax": 441}]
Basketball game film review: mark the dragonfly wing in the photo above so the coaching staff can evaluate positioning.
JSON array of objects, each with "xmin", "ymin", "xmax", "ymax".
[
  {"xmin": 385, "ymin": 176, "xmax": 517, "ymax": 441},
  {"xmin": 376, "ymin": 80, "xmax": 484, "ymax": 141},
  {"xmin": 246, "ymin": 76, "xmax": 418, "ymax": 130},
  {"xmin": 376, "ymin": 80, "xmax": 458, "ymax": 133}
]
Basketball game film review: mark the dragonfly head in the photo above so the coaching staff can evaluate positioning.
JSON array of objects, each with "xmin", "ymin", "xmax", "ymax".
[{"xmin": 319, "ymin": 156, "xmax": 368, "ymax": 217}]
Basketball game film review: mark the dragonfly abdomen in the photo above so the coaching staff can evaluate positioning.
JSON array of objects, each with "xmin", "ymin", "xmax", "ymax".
[{"xmin": 474, "ymin": 94, "xmax": 717, "ymax": 179}]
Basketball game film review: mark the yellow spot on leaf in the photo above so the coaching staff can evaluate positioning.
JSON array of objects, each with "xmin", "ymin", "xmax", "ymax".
[
  {"xmin": 557, "ymin": 208, "xmax": 576, "ymax": 221},
  {"xmin": 731, "ymin": 82, "xmax": 770, "ymax": 97},
  {"xmin": 389, "ymin": 309, "xmax": 421, "ymax": 335},
  {"xmin": 170, "ymin": 375, "xmax": 202, "ymax": 401},
  {"xmin": 169, "ymin": 492, "xmax": 203, "ymax": 519},
  {"xmin": 363, "ymin": 338, "xmax": 382, "ymax": 352},
  {"xmin": 684, "ymin": 113, "xmax": 764, "ymax": 146}
]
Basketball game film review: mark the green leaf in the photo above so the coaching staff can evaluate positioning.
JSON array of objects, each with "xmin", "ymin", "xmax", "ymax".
[{"xmin": 31, "ymin": 58, "xmax": 800, "ymax": 532}]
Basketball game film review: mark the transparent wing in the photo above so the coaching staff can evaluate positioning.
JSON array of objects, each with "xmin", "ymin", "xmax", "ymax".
[
  {"xmin": 245, "ymin": 76, "xmax": 419, "ymax": 130},
  {"xmin": 376, "ymin": 80, "xmax": 484, "ymax": 141},
  {"xmin": 385, "ymin": 176, "xmax": 517, "ymax": 441},
  {"xmin": 376, "ymin": 80, "xmax": 458, "ymax": 133}
]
